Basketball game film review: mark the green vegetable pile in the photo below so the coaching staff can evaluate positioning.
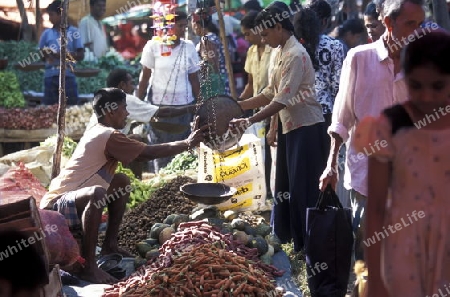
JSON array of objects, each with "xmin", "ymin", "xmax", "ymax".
[
  {"xmin": 0, "ymin": 41, "xmax": 142, "ymax": 94},
  {"xmin": 0, "ymin": 41, "xmax": 45, "ymax": 92},
  {"xmin": 40, "ymin": 134, "xmax": 78, "ymax": 158},
  {"xmin": 115, "ymin": 162, "xmax": 159, "ymax": 209},
  {"xmin": 159, "ymin": 151, "xmax": 198, "ymax": 175},
  {"xmin": 0, "ymin": 71, "xmax": 26, "ymax": 108}
]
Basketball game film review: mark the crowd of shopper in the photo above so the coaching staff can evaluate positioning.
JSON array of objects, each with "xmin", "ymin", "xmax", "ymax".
[{"xmin": 30, "ymin": 0, "xmax": 450, "ymax": 295}]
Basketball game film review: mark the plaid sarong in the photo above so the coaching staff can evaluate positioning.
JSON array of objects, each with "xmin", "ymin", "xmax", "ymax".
[{"xmin": 52, "ymin": 191, "xmax": 82, "ymax": 229}]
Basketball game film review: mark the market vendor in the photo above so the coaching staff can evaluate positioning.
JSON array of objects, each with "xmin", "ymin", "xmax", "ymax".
[
  {"xmin": 39, "ymin": 0, "xmax": 84, "ymax": 105},
  {"xmin": 40, "ymin": 88, "xmax": 208, "ymax": 284},
  {"xmin": 86, "ymin": 68, "xmax": 197, "ymax": 178},
  {"xmin": 86, "ymin": 69, "xmax": 197, "ymax": 136}
]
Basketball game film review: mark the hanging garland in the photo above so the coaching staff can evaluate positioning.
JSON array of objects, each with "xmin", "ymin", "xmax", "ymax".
[{"xmin": 150, "ymin": 0, "xmax": 179, "ymax": 56}]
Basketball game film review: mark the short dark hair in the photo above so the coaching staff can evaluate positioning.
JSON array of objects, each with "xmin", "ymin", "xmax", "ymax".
[
  {"xmin": 309, "ymin": 0, "xmax": 332, "ymax": 20},
  {"xmin": 93, "ymin": 88, "xmax": 126, "ymax": 117},
  {"xmin": 244, "ymin": 0, "xmax": 263, "ymax": 12},
  {"xmin": 338, "ymin": 18, "xmax": 366, "ymax": 37},
  {"xmin": 382, "ymin": 0, "xmax": 424, "ymax": 20},
  {"xmin": 207, "ymin": 0, "xmax": 225, "ymax": 7},
  {"xmin": 403, "ymin": 31, "xmax": 450, "ymax": 75},
  {"xmin": 364, "ymin": 2, "xmax": 379, "ymax": 19},
  {"xmin": 47, "ymin": 0, "xmax": 62, "ymax": 14},
  {"xmin": 192, "ymin": 8, "xmax": 220, "ymax": 35},
  {"xmin": 174, "ymin": 10, "xmax": 188, "ymax": 23},
  {"xmin": 106, "ymin": 69, "xmax": 129, "ymax": 88},
  {"xmin": 0, "ymin": 230, "xmax": 47, "ymax": 293},
  {"xmin": 90, "ymin": 0, "xmax": 105, "ymax": 6},
  {"xmin": 255, "ymin": 1, "xmax": 295, "ymax": 32},
  {"xmin": 241, "ymin": 10, "xmax": 260, "ymax": 29}
]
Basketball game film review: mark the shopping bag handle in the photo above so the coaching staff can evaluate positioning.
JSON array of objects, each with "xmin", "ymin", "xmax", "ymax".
[{"xmin": 316, "ymin": 184, "xmax": 343, "ymax": 210}]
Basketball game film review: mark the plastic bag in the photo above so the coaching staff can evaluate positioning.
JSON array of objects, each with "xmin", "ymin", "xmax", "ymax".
[{"xmin": 0, "ymin": 163, "xmax": 47, "ymax": 205}]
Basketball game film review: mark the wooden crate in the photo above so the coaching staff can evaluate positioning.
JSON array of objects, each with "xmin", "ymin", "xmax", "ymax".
[
  {"xmin": 0, "ymin": 197, "xmax": 50, "ymax": 280},
  {"xmin": 39, "ymin": 265, "xmax": 64, "ymax": 297}
]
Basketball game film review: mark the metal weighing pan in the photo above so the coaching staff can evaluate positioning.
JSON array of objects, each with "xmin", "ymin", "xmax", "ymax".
[
  {"xmin": 180, "ymin": 183, "xmax": 237, "ymax": 205},
  {"xmin": 195, "ymin": 95, "xmax": 244, "ymax": 151}
]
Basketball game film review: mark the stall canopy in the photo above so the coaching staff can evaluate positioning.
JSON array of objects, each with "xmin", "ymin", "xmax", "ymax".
[{"xmin": 0, "ymin": 0, "xmax": 155, "ymax": 24}]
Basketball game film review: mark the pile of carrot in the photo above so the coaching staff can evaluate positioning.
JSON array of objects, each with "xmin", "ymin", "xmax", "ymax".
[
  {"xmin": 103, "ymin": 221, "xmax": 284, "ymax": 297},
  {"xmin": 124, "ymin": 242, "xmax": 279, "ymax": 297}
]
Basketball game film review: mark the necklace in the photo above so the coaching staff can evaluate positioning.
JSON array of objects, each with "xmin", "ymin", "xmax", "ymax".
[{"xmin": 160, "ymin": 40, "xmax": 189, "ymax": 105}]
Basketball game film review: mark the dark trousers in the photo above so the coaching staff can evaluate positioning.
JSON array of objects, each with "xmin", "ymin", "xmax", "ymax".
[
  {"xmin": 264, "ymin": 121, "xmax": 272, "ymax": 198},
  {"xmin": 43, "ymin": 76, "xmax": 79, "ymax": 105},
  {"xmin": 271, "ymin": 122, "xmax": 328, "ymax": 252}
]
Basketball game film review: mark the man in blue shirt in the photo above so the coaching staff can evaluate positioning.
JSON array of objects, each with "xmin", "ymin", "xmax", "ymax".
[{"xmin": 39, "ymin": 0, "xmax": 84, "ymax": 105}]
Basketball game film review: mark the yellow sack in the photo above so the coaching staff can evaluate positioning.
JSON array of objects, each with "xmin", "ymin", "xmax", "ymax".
[{"xmin": 198, "ymin": 134, "xmax": 268, "ymax": 212}]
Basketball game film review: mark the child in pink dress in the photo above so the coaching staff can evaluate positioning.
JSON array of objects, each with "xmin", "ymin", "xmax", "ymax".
[{"xmin": 354, "ymin": 31, "xmax": 450, "ymax": 297}]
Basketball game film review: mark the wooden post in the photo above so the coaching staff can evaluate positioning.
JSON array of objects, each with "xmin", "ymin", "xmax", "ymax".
[
  {"xmin": 36, "ymin": 0, "xmax": 42, "ymax": 43},
  {"xmin": 16, "ymin": 0, "xmax": 33, "ymax": 41},
  {"xmin": 51, "ymin": 0, "xmax": 69, "ymax": 179},
  {"xmin": 214, "ymin": 0, "xmax": 237, "ymax": 99}
]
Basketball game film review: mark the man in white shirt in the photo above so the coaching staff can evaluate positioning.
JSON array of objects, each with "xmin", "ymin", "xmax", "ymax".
[
  {"xmin": 319, "ymin": 0, "xmax": 426, "ymax": 261},
  {"xmin": 78, "ymin": 0, "xmax": 108, "ymax": 59}
]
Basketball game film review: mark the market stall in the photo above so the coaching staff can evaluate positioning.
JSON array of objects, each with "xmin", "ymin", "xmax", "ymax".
[
  {"xmin": 0, "ymin": 0, "xmax": 304, "ymax": 296},
  {"xmin": 0, "ymin": 38, "xmax": 141, "ymax": 157}
]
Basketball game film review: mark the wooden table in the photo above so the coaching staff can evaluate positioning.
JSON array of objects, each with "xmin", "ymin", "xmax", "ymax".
[{"xmin": 0, "ymin": 128, "xmax": 83, "ymax": 157}]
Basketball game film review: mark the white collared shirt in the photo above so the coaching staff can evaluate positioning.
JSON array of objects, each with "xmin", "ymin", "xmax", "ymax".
[
  {"xmin": 78, "ymin": 15, "xmax": 108, "ymax": 58},
  {"xmin": 86, "ymin": 94, "xmax": 158, "ymax": 135},
  {"xmin": 329, "ymin": 37, "xmax": 408, "ymax": 196}
]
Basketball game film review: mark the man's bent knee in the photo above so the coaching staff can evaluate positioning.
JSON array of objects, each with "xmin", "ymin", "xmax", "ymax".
[
  {"xmin": 89, "ymin": 186, "xmax": 109, "ymax": 208},
  {"xmin": 111, "ymin": 173, "xmax": 130, "ymax": 188},
  {"xmin": 75, "ymin": 186, "xmax": 106, "ymax": 213}
]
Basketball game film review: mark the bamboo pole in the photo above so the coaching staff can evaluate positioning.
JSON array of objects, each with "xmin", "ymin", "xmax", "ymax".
[
  {"xmin": 214, "ymin": 0, "xmax": 237, "ymax": 99},
  {"xmin": 51, "ymin": 0, "xmax": 69, "ymax": 179}
]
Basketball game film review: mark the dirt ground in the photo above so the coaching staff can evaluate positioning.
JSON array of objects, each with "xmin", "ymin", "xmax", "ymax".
[{"xmin": 282, "ymin": 243, "xmax": 356, "ymax": 297}]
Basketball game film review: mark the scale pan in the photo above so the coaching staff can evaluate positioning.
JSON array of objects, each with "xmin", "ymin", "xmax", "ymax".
[{"xmin": 196, "ymin": 95, "xmax": 244, "ymax": 151}]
